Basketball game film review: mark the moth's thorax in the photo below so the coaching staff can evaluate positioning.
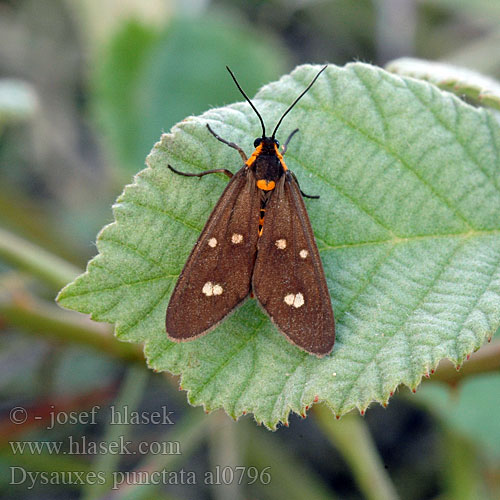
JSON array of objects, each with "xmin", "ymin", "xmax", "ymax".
[
  {"xmin": 254, "ymin": 153, "xmax": 282, "ymax": 181},
  {"xmin": 246, "ymin": 138, "xmax": 287, "ymax": 192}
]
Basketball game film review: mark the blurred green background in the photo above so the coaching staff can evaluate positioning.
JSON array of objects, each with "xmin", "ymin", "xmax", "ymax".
[{"xmin": 1, "ymin": 0, "xmax": 500, "ymax": 499}]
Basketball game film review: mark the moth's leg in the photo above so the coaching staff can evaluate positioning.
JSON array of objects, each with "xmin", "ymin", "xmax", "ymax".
[
  {"xmin": 281, "ymin": 128, "xmax": 299, "ymax": 155},
  {"xmin": 206, "ymin": 124, "xmax": 248, "ymax": 163},
  {"xmin": 168, "ymin": 165, "xmax": 233, "ymax": 179},
  {"xmin": 291, "ymin": 171, "xmax": 319, "ymax": 199},
  {"xmin": 301, "ymin": 189, "xmax": 320, "ymax": 199}
]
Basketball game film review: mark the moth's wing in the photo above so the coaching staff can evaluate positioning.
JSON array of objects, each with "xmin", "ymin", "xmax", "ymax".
[
  {"xmin": 166, "ymin": 168, "xmax": 260, "ymax": 340},
  {"xmin": 252, "ymin": 172, "xmax": 335, "ymax": 357}
]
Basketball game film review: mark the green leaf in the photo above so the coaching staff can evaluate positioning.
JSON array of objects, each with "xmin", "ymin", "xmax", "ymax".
[
  {"xmin": 58, "ymin": 62, "xmax": 500, "ymax": 429},
  {"xmin": 386, "ymin": 57, "xmax": 500, "ymax": 111}
]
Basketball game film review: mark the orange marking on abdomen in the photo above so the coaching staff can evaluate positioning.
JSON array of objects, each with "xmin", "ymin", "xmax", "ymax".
[
  {"xmin": 259, "ymin": 208, "xmax": 266, "ymax": 227},
  {"xmin": 257, "ymin": 179, "xmax": 275, "ymax": 191}
]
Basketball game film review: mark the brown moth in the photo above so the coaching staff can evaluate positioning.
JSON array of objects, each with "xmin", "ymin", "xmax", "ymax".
[{"xmin": 166, "ymin": 66, "xmax": 335, "ymax": 357}]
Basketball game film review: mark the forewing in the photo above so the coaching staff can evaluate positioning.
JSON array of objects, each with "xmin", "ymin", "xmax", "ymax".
[
  {"xmin": 252, "ymin": 173, "xmax": 335, "ymax": 356},
  {"xmin": 166, "ymin": 168, "xmax": 260, "ymax": 340}
]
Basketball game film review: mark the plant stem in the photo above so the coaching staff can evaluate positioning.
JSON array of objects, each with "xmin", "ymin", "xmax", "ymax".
[
  {"xmin": 0, "ymin": 227, "xmax": 81, "ymax": 290},
  {"xmin": 81, "ymin": 365, "xmax": 149, "ymax": 500},
  {"xmin": 245, "ymin": 421, "xmax": 335, "ymax": 500},
  {"xmin": 208, "ymin": 413, "xmax": 244, "ymax": 500},
  {"xmin": 0, "ymin": 290, "xmax": 142, "ymax": 363},
  {"xmin": 314, "ymin": 404, "xmax": 400, "ymax": 500},
  {"xmin": 440, "ymin": 427, "xmax": 482, "ymax": 500}
]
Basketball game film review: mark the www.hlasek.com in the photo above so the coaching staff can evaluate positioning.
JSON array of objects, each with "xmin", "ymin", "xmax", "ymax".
[
  {"xmin": 11, "ymin": 466, "xmax": 272, "ymax": 490},
  {"xmin": 10, "ymin": 436, "xmax": 181, "ymax": 456}
]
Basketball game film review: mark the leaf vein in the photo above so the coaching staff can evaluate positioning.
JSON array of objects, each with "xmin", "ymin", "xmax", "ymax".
[
  {"xmin": 337, "ymin": 239, "xmax": 468, "ymax": 412},
  {"xmin": 189, "ymin": 320, "xmax": 266, "ymax": 401},
  {"xmin": 264, "ymin": 93, "xmax": 475, "ymax": 229},
  {"xmin": 405, "ymin": 82, "xmax": 500, "ymax": 194}
]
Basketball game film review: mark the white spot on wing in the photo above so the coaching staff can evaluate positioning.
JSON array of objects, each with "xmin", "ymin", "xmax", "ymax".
[
  {"xmin": 208, "ymin": 238, "xmax": 217, "ymax": 248},
  {"xmin": 284, "ymin": 292, "xmax": 305, "ymax": 308},
  {"xmin": 275, "ymin": 239, "xmax": 287, "ymax": 250},
  {"xmin": 293, "ymin": 293, "xmax": 304, "ymax": 308},
  {"xmin": 202, "ymin": 281, "xmax": 223, "ymax": 297},
  {"xmin": 232, "ymin": 233, "xmax": 243, "ymax": 244},
  {"xmin": 299, "ymin": 249, "xmax": 308, "ymax": 259}
]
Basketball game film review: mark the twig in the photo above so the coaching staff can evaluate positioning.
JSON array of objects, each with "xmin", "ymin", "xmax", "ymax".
[
  {"xmin": 0, "ymin": 287, "xmax": 142, "ymax": 363},
  {"xmin": 0, "ymin": 227, "xmax": 81, "ymax": 290},
  {"xmin": 314, "ymin": 405, "xmax": 400, "ymax": 500}
]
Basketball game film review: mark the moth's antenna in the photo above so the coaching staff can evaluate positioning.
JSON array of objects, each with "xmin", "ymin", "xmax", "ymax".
[
  {"xmin": 271, "ymin": 65, "xmax": 328, "ymax": 140},
  {"xmin": 226, "ymin": 66, "xmax": 266, "ymax": 138}
]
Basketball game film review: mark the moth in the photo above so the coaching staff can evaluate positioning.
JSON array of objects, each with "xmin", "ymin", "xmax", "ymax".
[{"xmin": 166, "ymin": 65, "xmax": 335, "ymax": 357}]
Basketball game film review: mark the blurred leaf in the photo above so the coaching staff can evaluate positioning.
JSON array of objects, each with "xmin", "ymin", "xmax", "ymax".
[
  {"xmin": 387, "ymin": 57, "xmax": 500, "ymax": 110},
  {"xmin": 416, "ymin": 374, "xmax": 500, "ymax": 458},
  {"xmin": 0, "ymin": 79, "xmax": 37, "ymax": 128},
  {"xmin": 93, "ymin": 20, "xmax": 161, "ymax": 172},
  {"xmin": 59, "ymin": 63, "xmax": 500, "ymax": 428},
  {"xmin": 94, "ymin": 14, "xmax": 289, "ymax": 171}
]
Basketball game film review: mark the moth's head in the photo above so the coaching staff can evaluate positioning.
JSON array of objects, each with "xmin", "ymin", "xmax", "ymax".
[{"xmin": 254, "ymin": 137, "xmax": 279, "ymax": 150}]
